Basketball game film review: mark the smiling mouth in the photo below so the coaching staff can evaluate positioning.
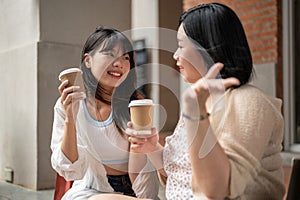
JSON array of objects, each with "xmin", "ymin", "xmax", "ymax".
[
  {"xmin": 108, "ymin": 71, "xmax": 122, "ymax": 78},
  {"xmin": 178, "ymin": 66, "xmax": 184, "ymax": 70},
  {"xmin": 176, "ymin": 62, "xmax": 183, "ymax": 70}
]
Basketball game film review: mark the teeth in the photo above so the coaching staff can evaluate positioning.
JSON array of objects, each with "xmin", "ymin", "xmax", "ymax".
[{"xmin": 109, "ymin": 72, "xmax": 121, "ymax": 77}]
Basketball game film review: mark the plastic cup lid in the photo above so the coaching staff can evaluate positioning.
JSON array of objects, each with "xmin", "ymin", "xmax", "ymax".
[
  {"xmin": 58, "ymin": 68, "xmax": 82, "ymax": 80},
  {"xmin": 128, "ymin": 99, "xmax": 154, "ymax": 107}
]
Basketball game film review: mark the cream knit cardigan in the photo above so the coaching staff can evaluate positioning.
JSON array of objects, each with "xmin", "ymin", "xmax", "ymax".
[{"xmin": 209, "ymin": 84, "xmax": 285, "ymax": 199}]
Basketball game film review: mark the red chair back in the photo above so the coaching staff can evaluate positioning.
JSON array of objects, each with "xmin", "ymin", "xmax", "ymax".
[{"xmin": 53, "ymin": 173, "xmax": 73, "ymax": 200}]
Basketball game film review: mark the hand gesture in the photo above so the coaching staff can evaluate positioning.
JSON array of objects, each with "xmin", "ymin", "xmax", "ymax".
[
  {"xmin": 182, "ymin": 63, "xmax": 240, "ymax": 115},
  {"xmin": 58, "ymin": 80, "xmax": 86, "ymax": 123}
]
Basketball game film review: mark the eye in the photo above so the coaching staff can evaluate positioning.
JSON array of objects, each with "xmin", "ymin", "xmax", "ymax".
[
  {"xmin": 123, "ymin": 54, "xmax": 130, "ymax": 60},
  {"xmin": 102, "ymin": 51, "xmax": 115, "ymax": 57}
]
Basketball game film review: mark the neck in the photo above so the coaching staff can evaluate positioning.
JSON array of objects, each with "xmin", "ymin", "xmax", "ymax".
[
  {"xmin": 85, "ymin": 97, "xmax": 112, "ymax": 122},
  {"xmin": 95, "ymin": 84, "xmax": 114, "ymax": 104},
  {"xmin": 86, "ymin": 97, "xmax": 111, "ymax": 110}
]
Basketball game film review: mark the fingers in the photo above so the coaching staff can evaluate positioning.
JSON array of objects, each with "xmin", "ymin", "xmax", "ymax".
[
  {"xmin": 128, "ymin": 136, "xmax": 147, "ymax": 144},
  {"xmin": 192, "ymin": 62, "xmax": 240, "ymax": 93},
  {"xmin": 205, "ymin": 62, "xmax": 224, "ymax": 79},
  {"xmin": 60, "ymin": 84, "xmax": 84, "ymax": 104},
  {"xmin": 58, "ymin": 80, "xmax": 68, "ymax": 95},
  {"xmin": 127, "ymin": 121, "xmax": 133, "ymax": 128},
  {"xmin": 125, "ymin": 127, "xmax": 157, "ymax": 138},
  {"xmin": 151, "ymin": 127, "xmax": 157, "ymax": 135},
  {"xmin": 197, "ymin": 78, "xmax": 239, "ymax": 94},
  {"xmin": 128, "ymin": 136, "xmax": 148, "ymax": 152},
  {"xmin": 193, "ymin": 62, "xmax": 223, "ymax": 91},
  {"xmin": 223, "ymin": 77, "xmax": 240, "ymax": 89},
  {"xmin": 62, "ymin": 91, "xmax": 86, "ymax": 106}
]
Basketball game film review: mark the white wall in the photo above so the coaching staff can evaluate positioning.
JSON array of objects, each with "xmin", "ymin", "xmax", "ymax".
[{"xmin": 0, "ymin": 0, "xmax": 39, "ymax": 189}]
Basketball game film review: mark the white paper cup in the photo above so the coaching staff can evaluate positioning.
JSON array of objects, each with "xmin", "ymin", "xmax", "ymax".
[
  {"xmin": 58, "ymin": 68, "xmax": 85, "ymax": 94},
  {"xmin": 128, "ymin": 99, "xmax": 154, "ymax": 135}
]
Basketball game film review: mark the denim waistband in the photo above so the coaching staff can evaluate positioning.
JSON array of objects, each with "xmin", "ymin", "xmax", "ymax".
[{"xmin": 107, "ymin": 174, "xmax": 136, "ymax": 197}]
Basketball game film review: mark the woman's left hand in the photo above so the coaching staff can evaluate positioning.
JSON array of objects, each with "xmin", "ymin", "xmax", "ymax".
[
  {"xmin": 126, "ymin": 122, "xmax": 159, "ymax": 154},
  {"xmin": 182, "ymin": 63, "xmax": 240, "ymax": 115}
]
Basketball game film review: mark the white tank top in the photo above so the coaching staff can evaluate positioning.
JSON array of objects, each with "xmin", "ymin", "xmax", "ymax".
[{"xmin": 75, "ymin": 100, "xmax": 129, "ymax": 165}]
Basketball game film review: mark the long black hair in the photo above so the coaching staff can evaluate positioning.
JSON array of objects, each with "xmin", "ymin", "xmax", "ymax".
[
  {"xmin": 180, "ymin": 2, "xmax": 253, "ymax": 86},
  {"xmin": 81, "ymin": 26, "xmax": 140, "ymax": 132}
]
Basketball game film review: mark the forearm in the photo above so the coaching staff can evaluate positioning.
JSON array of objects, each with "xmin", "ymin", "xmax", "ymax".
[
  {"xmin": 61, "ymin": 120, "xmax": 78, "ymax": 163},
  {"xmin": 129, "ymin": 143, "xmax": 167, "ymax": 184},
  {"xmin": 147, "ymin": 144, "xmax": 167, "ymax": 178},
  {"xmin": 186, "ymin": 118, "xmax": 230, "ymax": 199},
  {"xmin": 128, "ymin": 151, "xmax": 147, "ymax": 183}
]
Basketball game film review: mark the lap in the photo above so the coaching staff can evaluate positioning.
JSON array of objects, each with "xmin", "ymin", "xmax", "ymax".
[{"xmin": 62, "ymin": 186, "xmax": 101, "ymax": 200}]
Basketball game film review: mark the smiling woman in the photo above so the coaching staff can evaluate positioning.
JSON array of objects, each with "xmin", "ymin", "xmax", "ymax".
[
  {"xmin": 50, "ymin": 26, "xmax": 159, "ymax": 200},
  {"xmin": 84, "ymin": 43, "xmax": 131, "ymax": 89}
]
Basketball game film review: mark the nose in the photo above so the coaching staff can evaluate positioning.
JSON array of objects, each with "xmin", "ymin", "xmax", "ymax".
[
  {"xmin": 173, "ymin": 48, "xmax": 179, "ymax": 60},
  {"xmin": 112, "ymin": 57, "xmax": 123, "ymax": 68}
]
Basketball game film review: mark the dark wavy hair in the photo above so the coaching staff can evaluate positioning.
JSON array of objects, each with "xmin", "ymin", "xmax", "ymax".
[
  {"xmin": 180, "ymin": 3, "xmax": 253, "ymax": 86},
  {"xmin": 81, "ymin": 26, "xmax": 140, "ymax": 132}
]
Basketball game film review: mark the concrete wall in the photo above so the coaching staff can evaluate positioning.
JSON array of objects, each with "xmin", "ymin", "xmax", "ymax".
[
  {"xmin": 250, "ymin": 63, "xmax": 276, "ymax": 97},
  {"xmin": 131, "ymin": 0, "xmax": 182, "ymax": 132},
  {"xmin": 0, "ymin": 0, "xmax": 39, "ymax": 189},
  {"xmin": 0, "ymin": 0, "xmax": 131, "ymax": 190}
]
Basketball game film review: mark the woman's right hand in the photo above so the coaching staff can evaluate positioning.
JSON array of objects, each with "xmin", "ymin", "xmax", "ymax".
[
  {"xmin": 126, "ymin": 122, "xmax": 160, "ymax": 154},
  {"xmin": 58, "ymin": 80, "xmax": 86, "ymax": 123}
]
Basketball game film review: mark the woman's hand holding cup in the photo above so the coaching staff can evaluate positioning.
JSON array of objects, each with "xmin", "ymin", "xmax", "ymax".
[
  {"xmin": 126, "ymin": 122, "xmax": 159, "ymax": 154},
  {"xmin": 58, "ymin": 68, "xmax": 86, "ymax": 123}
]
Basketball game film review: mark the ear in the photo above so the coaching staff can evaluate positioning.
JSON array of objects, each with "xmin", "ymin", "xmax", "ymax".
[{"xmin": 84, "ymin": 53, "xmax": 91, "ymax": 68}]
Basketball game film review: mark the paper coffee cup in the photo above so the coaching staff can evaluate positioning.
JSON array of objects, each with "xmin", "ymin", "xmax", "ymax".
[
  {"xmin": 128, "ymin": 99, "xmax": 154, "ymax": 135},
  {"xmin": 58, "ymin": 68, "xmax": 85, "ymax": 94}
]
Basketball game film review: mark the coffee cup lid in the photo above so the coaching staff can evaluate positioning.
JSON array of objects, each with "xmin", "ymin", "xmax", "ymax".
[
  {"xmin": 128, "ymin": 99, "xmax": 154, "ymax": 107},
  {"xmin": 58, "ymin": 68, "xmax": 82, "ymax": 81}
]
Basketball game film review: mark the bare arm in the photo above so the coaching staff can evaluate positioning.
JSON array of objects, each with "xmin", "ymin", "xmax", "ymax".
[
  {"xmin": 61, "ymin": 120, "xmax": 79, "ymax": 162},
  {"xmin": 58, "ymin": 80, "xmax": 85, "ymax": 163},
  {"xmin": 185, "ymin": 116, "xmax": 230, "ymax": 199},
  {"xmin": 127, "ymin": 126, "xmax": 167, "ymax": 184},
  {"xmin": 183, "ymin": 63, "xmax": 240, "ymax": 199}
]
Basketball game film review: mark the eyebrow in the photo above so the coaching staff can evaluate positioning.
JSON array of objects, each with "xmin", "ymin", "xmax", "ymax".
[{"xmin": 100, "ymin": 47, "xmax": 114, "ymax": 52}]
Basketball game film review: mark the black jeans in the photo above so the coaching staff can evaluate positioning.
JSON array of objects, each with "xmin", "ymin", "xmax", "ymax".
[{"xmin": 107, "ymin": 174, "xmax": 136, "ymax": 197}]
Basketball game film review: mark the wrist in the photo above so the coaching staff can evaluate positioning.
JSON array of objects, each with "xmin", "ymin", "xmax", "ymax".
[
  {"xmin": 183, "ymin": 106, "xmax": 207, "ymax": 116},
  {"xmin": 147, "ymin": 143, "xmax": 163, "ymax": 156},
  {"xmin": 153, "ymin": 143, "xmax": 163, "ymax": 152},
  {"xmin": 65, "ymin": 118, "xmax": 76, "ymax": 126},
  {"xmin": 182, "ymin": 112, "xmax": 210, "ymax": 121}
]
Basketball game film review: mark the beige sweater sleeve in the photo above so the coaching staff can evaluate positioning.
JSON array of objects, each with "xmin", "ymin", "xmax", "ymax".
[{"xmin": 213, "ymin": 86, "xmax": 282, "ymax": 198}]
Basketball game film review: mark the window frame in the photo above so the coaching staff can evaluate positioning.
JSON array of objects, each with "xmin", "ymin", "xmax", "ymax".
[{"xmin": 282, "ymin": 0, "xmax": 300, "ymax": 153}]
